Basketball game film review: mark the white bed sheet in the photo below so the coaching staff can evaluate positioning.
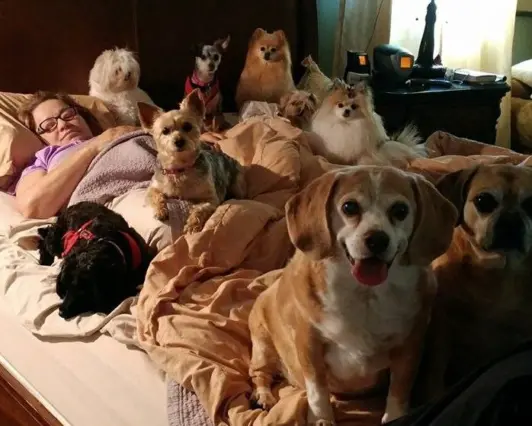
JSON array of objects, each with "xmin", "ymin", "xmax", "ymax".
[
  {"xmin": 0, "ymin": 292, "xmax": 167, "ymax": 426},
  {"xmin": 0, "ymin": 192, "xmax": 167, "ymax": 426}
]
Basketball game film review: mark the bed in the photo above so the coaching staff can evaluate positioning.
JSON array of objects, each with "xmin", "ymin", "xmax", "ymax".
[
  {"xmin": 3, "ymin": 2, "xmax": 530, "ymax": 426},
  {"xmin": 0, "ymin": 1, "xmax": 318, "ymax": 425}
]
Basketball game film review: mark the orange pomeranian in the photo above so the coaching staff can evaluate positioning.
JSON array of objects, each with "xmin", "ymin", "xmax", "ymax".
[{"xmin": 235, "ymin": 28, "xmax": 295, "ymax": 110}]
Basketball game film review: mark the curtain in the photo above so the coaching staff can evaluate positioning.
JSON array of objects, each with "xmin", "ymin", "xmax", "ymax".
[
  {"xmin": 332, "ymin": 0, "xmax": 393, "ymax": 78},
  {"xmin": 389, "ymin": 0, "xmax": 518, "ymax": 147}
]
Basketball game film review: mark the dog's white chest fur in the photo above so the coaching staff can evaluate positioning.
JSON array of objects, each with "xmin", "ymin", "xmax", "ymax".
[
  {"xmin": 317, "ymin": 259, "xmax": 421, "ymax": 381},
  {"xmin": 310, "ymin": 116, "xmax": 369, "ymax": 163}
]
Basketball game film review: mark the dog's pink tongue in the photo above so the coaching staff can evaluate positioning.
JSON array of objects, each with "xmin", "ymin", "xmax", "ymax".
[{"xmin": 352, "ymin": 258, "xmax": 388, "ymax": 286}]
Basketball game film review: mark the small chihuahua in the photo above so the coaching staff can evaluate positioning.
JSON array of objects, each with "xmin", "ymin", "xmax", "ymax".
[
  {"xmin": 138, "ymin": 89, "xmax": 246, "ymax": 234},
  {"xmin": 185, "ymin": 35, "xmax": 231, "ymax": 131}
]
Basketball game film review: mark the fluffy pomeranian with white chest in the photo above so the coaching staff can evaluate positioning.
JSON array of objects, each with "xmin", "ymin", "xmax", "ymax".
[{"xmin": 310, "ymin": 80, "xmax": 425, "ymax": 167}]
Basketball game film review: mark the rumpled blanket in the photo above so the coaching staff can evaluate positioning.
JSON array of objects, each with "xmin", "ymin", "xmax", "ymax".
[
  {"xmin": 137, "ymin": 120, "xmax": 532, "ymax": 426},
  {"xmin": 68, "ymin": 130, "xmax": 155, "ymax": 206}
]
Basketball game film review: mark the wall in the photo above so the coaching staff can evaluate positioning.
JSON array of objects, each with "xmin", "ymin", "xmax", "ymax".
[
  {"xmin": 518, "ymin": 0, "xmax": 532, "ymax": 12},
  {"xmin": 317, "ymin": 0, "xmax": 339, "ymax": 77},
  {"xmin": 513, "ymin": 14, "xmax": 532, "ymax": 64},
  {"xmin": 513, "ymin": 0, "xmax": 532, "ymax": 65}
]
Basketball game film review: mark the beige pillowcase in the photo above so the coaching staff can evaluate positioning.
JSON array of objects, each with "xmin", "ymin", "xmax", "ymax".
[
  {"xmin": 0, "ymin": 92, "xmax": 117, "ymax": 190},
  {"xmin": 296, "ymin": 55, "xmax": 334, "ymax": 103}
]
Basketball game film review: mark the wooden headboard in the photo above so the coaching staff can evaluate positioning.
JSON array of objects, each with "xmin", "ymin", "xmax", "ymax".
[{"xmin": 0, "ymin": 0, "xmax": 318, "ymax": 111}]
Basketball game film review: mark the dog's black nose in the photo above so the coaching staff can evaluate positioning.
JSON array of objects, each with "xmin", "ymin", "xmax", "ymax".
[
  {"xmin": 175, "ymin": 139, "xmax": 186, "ymax": 150},
  {"xmin": 343, "ymin": 109, "xmax": 351, "ymax": 118},
  {"xmin": 365, "ymin": 230, "xmax": 390, "ymax": 256},
  {"xmin": 264, "ymin": 52, "xmax": 271, "ymax": 60},
  {"xmin": 491, "ymin": 211, "xmax": 525, "ymax": 252},
  {"xmin": 208, "ymin": 62, "xmax": 215, "ymax": 71}
]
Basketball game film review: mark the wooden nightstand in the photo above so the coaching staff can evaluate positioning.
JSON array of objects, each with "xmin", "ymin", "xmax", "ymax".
[{"xmin": 372, "ymin": 82, "xmax": 510, "ymax": 145}]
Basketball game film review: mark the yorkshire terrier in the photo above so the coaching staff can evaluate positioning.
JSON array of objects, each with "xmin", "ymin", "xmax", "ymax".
[
  {"xmin": 185, "ymin": 35, "xmax": 231, "ymax": 131},
  {"xmin": 38, "ymin": 201, "xmax": 153, "ymax": 320},
  {"xmin": 138, "ymin": 89, "xmax": 246, "ymax": 234},
  {"xmin": 278, "ymin": 89, "xmax": 318, "ymax": 130},
  {"xmin": 310, "ymin": 79, "xmax": 425, "ymax": 167},
  {"xmin": 235, "ymin": 28, "xmax": 295, "ymax": 110},
  {"xmin": 89, "ymin": 47, "xmax": 156, "ymax": 126}
]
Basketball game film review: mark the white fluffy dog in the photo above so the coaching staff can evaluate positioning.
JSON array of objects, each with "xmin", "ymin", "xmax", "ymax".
[
  {"xmin": 310, "ymin": 80, "xmax": 426, "ymax": 167},
  {"xmin": 89, "ymin": 47, "xmax": 156, "ymax": 126}
]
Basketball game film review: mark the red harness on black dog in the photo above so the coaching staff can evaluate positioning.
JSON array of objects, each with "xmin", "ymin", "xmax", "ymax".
[{"xmin": 61, "ymin": 220, "xmax": 142, "ymax": 269}]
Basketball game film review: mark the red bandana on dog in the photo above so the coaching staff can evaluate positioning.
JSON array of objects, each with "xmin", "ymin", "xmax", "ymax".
[
  {"xmin": 61, "ymin": 220, "xmax": 143, "ymax": 269},
  {"xmin": 184, "ymin": 70, "xmax": 220, "ymax": 113}
]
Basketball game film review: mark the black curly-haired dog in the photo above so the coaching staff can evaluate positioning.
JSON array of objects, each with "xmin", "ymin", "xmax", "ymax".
[{"xmin": 37, "ymin": 201, "xmax": 154, "ymax": 319}]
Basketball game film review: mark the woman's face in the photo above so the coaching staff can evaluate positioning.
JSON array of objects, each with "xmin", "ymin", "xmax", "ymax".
[{"xmin": 32, "ymin": 99, "xmax": 93, "ymax": 146}]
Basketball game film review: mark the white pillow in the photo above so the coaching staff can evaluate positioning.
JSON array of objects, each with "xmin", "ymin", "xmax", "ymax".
[
  {"xmin": 512, "ymin": 59, "xmax": 532, "ymax": 98},
  {"xmin": 0, "ymin": 192, "xmax": 24, "ymax": 236}
]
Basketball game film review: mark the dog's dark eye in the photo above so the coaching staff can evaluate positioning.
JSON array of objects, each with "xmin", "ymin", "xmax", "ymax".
[
  {"xmin": 473, "ymin": 192, "xmax": 499, "ymax": 214},
  {"xmin": 213, "ymin": 54, "xmax": 219, "ymax": 61},
  {"xmin": 521, "ymin": 197, "xmax": 532, "ymax": 217},
  {"xmin": 389, "ymin": 202, "xmax": 409, "ymax": 221},
  {"xmin": 338, "ymin": 103, "xmax": 344, "ymax": 108},
  {"xmin": 115, "ymin": 68, "xmax": 121, "ymax": 75},
  {"xmin": 271, "ymin": 47, "xmax": 277, "ymax": 53},
  {"xmin": 260, "ymin": 46, "xmax": 266, "ymax": 51},
  {"xmin": 341, "ymin": 201, "xmax": 360, "ymax": 217},
  {"xmin": 351, "ymin": 104, "xmax": 357, "ymax": 110},
  {"xmin": 161, "ymin": 127, "xmax": 171, "ymax": 135},
  {"xmin": 200, "ymin": 54, "xmax": 207, "ymax": 61},
  {"xmin": 182, "ymin": 122, "xmax": 193, "ymax": 132}
]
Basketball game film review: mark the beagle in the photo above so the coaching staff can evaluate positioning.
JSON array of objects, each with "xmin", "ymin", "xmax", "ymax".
[
  {"xmin": 248, "ymin": 166, "xmax": 458, "ymax": 424},
  {"xmin": 420, "ymin": 164, "xmax": 532, "ymax": 401}
]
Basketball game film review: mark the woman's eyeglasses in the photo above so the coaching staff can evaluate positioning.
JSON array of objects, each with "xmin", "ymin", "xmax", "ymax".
[{"xmin": 36, "ymin": 107, "xmax": 78, "ymax": 135}]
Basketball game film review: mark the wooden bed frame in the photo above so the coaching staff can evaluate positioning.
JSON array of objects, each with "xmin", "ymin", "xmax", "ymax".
[
  {"xmin": 0, "ymin": 363, "xmax": 61, "ymax": 426},
  {"xmin": 0, "ymin": 1, "xmax": 318, "ymax": 424}
]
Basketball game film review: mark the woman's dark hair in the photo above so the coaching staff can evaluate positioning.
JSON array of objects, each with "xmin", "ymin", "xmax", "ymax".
[{"xmin": 17, "ymin": 91, "xmax": 103, "ymax": 137}]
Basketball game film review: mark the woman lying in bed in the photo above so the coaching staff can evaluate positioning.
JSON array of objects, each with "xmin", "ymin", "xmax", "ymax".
[{"xmin": 14, "ymin": 91, "xmax": 136, "ymax": 219}]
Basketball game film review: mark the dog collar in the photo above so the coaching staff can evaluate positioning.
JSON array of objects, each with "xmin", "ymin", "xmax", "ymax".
[
  {"xmin": 161, "ymin": 167, "xmax": 187, "ymax": 175},
  {"xmin": 190, "ymin": 70, "xmax": 216, "ymax": 90},
  {"xmin": 62, "ymin": 220, "xmax": 95, "ymax": 257},
  {"xmin": 61, "ymin": 220, "xmax": 143, "ymax": 270}
]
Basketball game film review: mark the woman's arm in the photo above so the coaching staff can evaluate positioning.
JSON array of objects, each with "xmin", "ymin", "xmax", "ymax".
[
  {"xmin": 16, "ymin": 143, "xmax": 99, "ymax": 218},
  {"xmin": 16, "ymin": 126, "xmax": 137, "ymax": 219}
]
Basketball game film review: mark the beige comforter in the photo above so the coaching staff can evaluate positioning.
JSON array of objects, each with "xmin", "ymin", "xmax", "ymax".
[{"xmin": 137, "ymin": 119, "xmax": 532, "ymax": 426}]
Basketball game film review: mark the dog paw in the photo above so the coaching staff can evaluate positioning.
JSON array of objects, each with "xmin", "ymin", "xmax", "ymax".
[
  {"xmin": 183, "ymin": 222, "xmax": 202, "ymax": 234},
  {"xmin": 154, "ymin": 207, "xmax": 169, "ymax": 222},
  {"xmin": 308, "ymin": 421, "xmax": 336, "ymax": 426},
  {"xmin": 251, "ymin": 388, "xmax": 277, "ymax": 410},
  {"xmin": 381, "ymin": 397, "xmax": 405, "ymax": 424}
]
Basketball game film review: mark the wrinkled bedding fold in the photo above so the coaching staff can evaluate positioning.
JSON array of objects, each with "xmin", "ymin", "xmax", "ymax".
[{"xmin": 138, "ymin": 122, "xmax": 531, "ymax": 426}]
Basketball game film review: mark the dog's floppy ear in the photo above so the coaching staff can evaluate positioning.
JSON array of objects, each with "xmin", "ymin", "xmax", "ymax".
[
  {"xmin": 405, "ymin": 173, "xmax": 458, "ymax": 266},
  {"xmin": 285, "ymin": 170, "xmax": 339, "ymax": 260},
  {"xmin": 180, "ymin": 89, "xmax": 206, "ymax": 119},
  {"xmin": 435, "ymin": 166, "xmax": 479, "ymax": 219},
  {"xmin": 214, "ymin": 35, "xmax": 230, "ymax": 52},
  {"xmin": 138, "ymin": 102, "xmax": 164, "ymax": 130},
  {"xmin": 278, "ymin": 91, "xmax": 292, "ymax": 113}
]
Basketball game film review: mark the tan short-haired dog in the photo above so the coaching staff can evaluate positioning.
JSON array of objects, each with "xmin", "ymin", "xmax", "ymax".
[
  {"xmin": 248, "ymin": 166, "xmax": 457, "ymax": 424},
  {"xmin": 420, "ymin": 164, "xmax": 532, "ymax": 401}
]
